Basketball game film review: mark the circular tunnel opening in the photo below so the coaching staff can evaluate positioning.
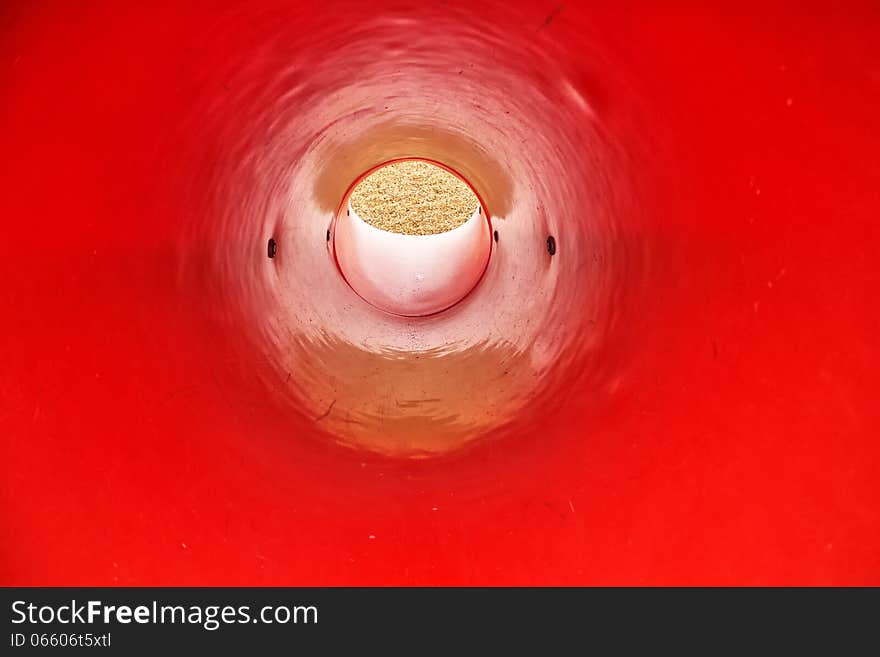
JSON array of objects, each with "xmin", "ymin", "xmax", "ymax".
[{"xmin": 333, "ymin": 159, "xmax": 491, "ymax": 317}]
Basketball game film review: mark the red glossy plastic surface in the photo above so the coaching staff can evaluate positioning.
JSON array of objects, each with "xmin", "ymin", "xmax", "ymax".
[{"xmin": 1, "ymin": 1, "xmax": 878, "ymax": 585}]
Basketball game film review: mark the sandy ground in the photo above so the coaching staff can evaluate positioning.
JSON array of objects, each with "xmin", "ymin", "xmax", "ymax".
[{"xmin": 350, "ymin": 160, "xmax": 478, "ymax": 235}]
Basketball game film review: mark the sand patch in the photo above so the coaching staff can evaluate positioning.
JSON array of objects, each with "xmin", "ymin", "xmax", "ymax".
[{"xmin": 349, "ymin": 160, "xmax": 478, "ymax": 235}]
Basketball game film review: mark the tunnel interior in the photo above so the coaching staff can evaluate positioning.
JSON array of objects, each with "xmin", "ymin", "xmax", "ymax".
[{"xmin": 1, "ymin": 0, "xmax": 878, "ymax": 584}]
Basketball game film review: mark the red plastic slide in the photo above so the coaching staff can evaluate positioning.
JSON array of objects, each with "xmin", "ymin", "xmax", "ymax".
[{"xmin": 2, "ymin": 0, "xmax": 878, "ymax": 585}]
